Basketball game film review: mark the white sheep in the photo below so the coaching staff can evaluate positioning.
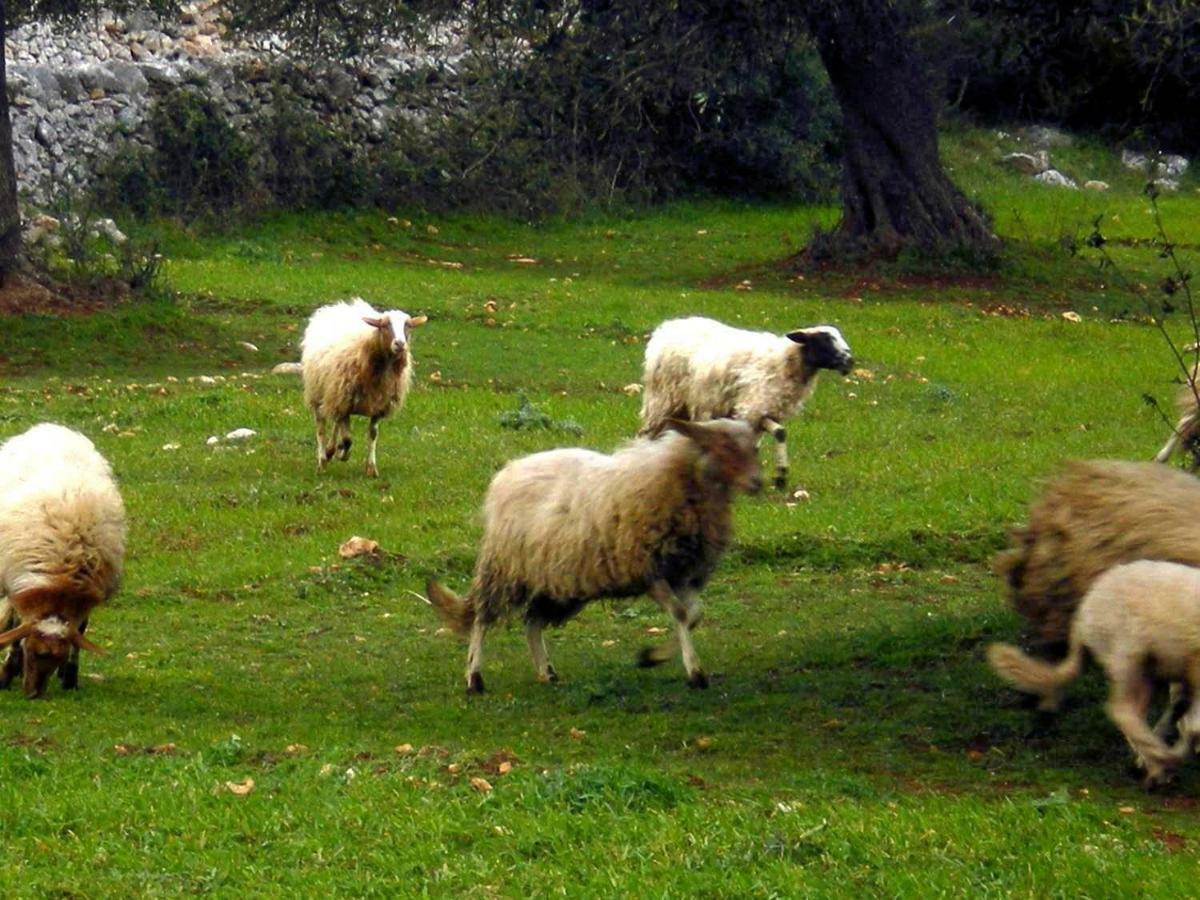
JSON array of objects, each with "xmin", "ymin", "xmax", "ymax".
[
  {"xmin": 638, "ymin": 317, "xmax": 853, "ymax": 490},
  {"xmin": 301, "ymin": 298, "xmax": 427, "ymax": 477},
  {"xmin": 0, "ymin": 423, "xmax": 126, "ymax": 698},
  {"xmin": 988, "ymin": 559, "xmax": 1200, "ymax": 787},
  {"xmin": 427, "ymin": 418, "xmax": 762, "ymax": 693}
]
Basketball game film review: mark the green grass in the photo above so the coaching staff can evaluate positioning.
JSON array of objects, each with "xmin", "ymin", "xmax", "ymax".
[{"xmin": 2, "ymin": 128, "xmax": 1200, "ymax": 894}]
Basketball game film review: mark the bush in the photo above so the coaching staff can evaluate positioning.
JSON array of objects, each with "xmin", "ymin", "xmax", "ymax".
[
  {"xmin": 927, "ymin": 1, "xmax": 1200, "ymax": 152},
  {"xmin": 96, "ymin": 89, "xmax": 257, "ymax": 218}
]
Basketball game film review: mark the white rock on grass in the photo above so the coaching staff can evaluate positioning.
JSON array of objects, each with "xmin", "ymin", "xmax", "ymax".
[
  {"xmin": 1034, "ymin": 169, "xmax": 1078, "ymax": 189},
  {"xmin": 225, "ymin": 428, "xmax": 256, "ymax": 441}
]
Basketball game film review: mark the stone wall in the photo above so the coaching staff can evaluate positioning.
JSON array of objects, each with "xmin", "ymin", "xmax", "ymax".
[{"xmin": 5, "ymin": 2, "xmax": 465, "ymax": 205}]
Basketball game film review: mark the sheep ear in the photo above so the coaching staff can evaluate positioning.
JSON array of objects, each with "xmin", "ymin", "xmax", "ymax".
[
  {"xmin": 72, "ymin": 632, "xmax": 106, "ymax": 655},
  {"xmin": 408, "ymin": 315, "xmax": 428, "ymax": 328},
  {"xmin": 363, "ymin": 316, "xmax": 387, "ymax": 329},
  {"xmin": 0, "ymin": 622, "xmax": 34, "ymax": 647},
  {"xmin": 785, "ymin": 329, "xmax": 810, "ymax": 344}
]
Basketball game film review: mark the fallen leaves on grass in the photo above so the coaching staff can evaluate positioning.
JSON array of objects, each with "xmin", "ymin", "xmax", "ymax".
[
  {"xmin": 1062, "ymin": 311, "xmax": 1082, "ymax": 323},
  {"xmin": 224, "ymin": 778, "xmax": 255, "ymax": 797},
  {"xmin": 395, "ymin": 743, "xmax": 414, "ymax": 755},
  {"xmin": 338, "ymin": 536, "xmax": 379, "ymax": 559},
  {"xmin": 285, "ymin": 744, "xmax": 308, "ymax": 755},
  {"xmin": 470, "ymin": 776, "xmax": 493, "ymax": 793},
  {"xmin": 569, "ymin": 727, "xmax": 587, "ymax": 740}
]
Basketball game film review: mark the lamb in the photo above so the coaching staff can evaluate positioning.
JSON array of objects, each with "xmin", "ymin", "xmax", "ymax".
[
  {"xmin": 994, "ymin": 459, "xmax": 1200, "ymax": 653},
  {"xmin": 0, "ymin": 423, "xmax": 126, "ymax": 698},
  {"xmin": 427, "ymin": 418, "xmax": 762, "ymax": 693},
  {"xmin": 300, "ymin": 298, "xmax": 428, "ymax": 477},
  {"xmin": 1153, "ymin": 365, "xmax": 1200, "ymax": 468},
  {"xmin": 987, "ymin": 560, "xmax": 1200, "ymax": 787},
  {"xmin": 638, "ymin": 316, "xmax": 853, "ymax": 490}
]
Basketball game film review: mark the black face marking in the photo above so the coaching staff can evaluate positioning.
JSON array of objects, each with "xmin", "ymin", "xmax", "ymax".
[{"xmin": 801, "ymin": 333, "xmax": 849, "ymax": 372}]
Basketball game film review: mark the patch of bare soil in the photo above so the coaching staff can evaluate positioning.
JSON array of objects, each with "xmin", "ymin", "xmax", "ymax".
[{"xmin": 0, "ymin": 270, "xmax": 130, "ymax": 316}]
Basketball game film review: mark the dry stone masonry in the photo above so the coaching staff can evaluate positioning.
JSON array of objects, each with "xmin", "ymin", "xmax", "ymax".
[{"xmin": 5, "ymin": 2, "xmax": 466, "ymax": 205}]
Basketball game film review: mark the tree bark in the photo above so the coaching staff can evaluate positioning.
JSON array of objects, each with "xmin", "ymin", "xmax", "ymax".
[
  {"xmin": 804, "ymin": 2, "xmax": 997, "ymax": 260},
  {"xmin": 0, "ymin": 1, "xmax": 21, "ymax": 283}
]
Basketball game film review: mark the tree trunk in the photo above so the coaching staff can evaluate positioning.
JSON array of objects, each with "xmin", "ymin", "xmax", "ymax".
[
  {"xmin": 804, "ymin": 2, "xmax": 997, "ymax": 260},
  {"xmin": 0, "ymin": 1, "xmax": 21, "ymax": 283}
]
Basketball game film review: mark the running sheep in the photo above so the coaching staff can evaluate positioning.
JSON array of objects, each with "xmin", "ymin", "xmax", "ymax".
[
  {"xmin": 994, "ymin": 459, "xmax": 1200, "ymax": 653},
  {"xmin": 301, "ymin": 298, "xmax": 428, "ymax": 477},
  {"xmin": 427, "ymin": 418, "xmax": 762, "ymax": 694},
  {"xmin": 638, "ymin": 316, "xmax": 853, "ymax": 490},
  {"xmin": 988, "ymin": 560, "xmax": 1200, "ymax": 787},
  {"xmin": 0, "ymin": 423, "xmax": 125, "ymax": 698}
]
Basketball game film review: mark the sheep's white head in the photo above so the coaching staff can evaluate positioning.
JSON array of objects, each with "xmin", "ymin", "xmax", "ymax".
[
  {"xmin": 786, "ymin": 325, "xmax": 853, "ymax": 375},
  {"xmin": 668, "ymin": 418, "xmax": 762, "ymax": 495},
  {"xmin": 363, "ymin": 311, "xmax": 428, "ymax": 359}
]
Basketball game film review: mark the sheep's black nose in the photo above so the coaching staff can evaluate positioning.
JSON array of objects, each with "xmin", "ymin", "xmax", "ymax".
[{"xmin": 838, "ymin": 357, "xmax": 854, "ymax": 375}]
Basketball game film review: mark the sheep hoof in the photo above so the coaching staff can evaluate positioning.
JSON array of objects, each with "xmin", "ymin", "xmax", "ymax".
[
  {"xmin": 773, "ymin": 474, "xmax": 787, "ymax": 491},
  {"xmin": 365, "ymin": 463, "xmax": 379, "ymax": 478},
  {"xmin": 339, "ymin": 439, "xmax": 352, "ymax": 461},
  {"xmin": 687, "ymin": 670, "xmax": 710, "ymax": 690},
  {"xmin": 59, "ymin": 662, "xmax": 79, "ymax": 690},
  {"xmin": 539, "ymin": 665, "xmax": 559, "ymax": 684},
  {"xmin": 466, "ymin": 672, "xmax": 485, "ymax": 694},
  {"xmin": 636, "ymin": 647, "xmax": 666, "ymax": 668}
]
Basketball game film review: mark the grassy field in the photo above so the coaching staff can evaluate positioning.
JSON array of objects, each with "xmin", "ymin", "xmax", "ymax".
[{"xmin": 1, "ymin": 128, "xmax": 1199, "ymax": 895}]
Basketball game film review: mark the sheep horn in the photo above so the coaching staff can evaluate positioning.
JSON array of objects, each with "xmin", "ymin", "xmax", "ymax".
[
  {"xmin": 71, "ymin": 632, "xmax": 106, "ymax": 655},
  {"xmin": 665, "ymin": 418, "xmax": 711, "ymax": 446},
  {"xmin": 408, "ymin": 315, "xmax": 428, "ymax": 328},
  {"xmin": 0, "ymin": 622, "xmax": 35, "ymax": 647}
]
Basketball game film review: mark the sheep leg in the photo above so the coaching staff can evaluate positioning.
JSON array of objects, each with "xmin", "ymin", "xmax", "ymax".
[
  {"xmin": 1106, "ymin": 671, "xmax": 1176, "ymax": 787},
  {"xmin": 0, "ymin": 640, "xmax": 22, "ymax": 689},
  {"xmin": 525, "ymin": 619, "xmax": 558, "ymax": 684},
  {"xmin": 336, "ymin": 417, "xmax": 353, "ymax": 461},
  {"xmin": 1168, "ymin": 658, "xmax": 1200, "ymax": 760},
  {"xmin": 465, "ymin": 618, "xmax": 487, "ymax": 694},
  {"xmin": 1153, "ymin": 681, "xmax": 1191, "ymax": 744},
  {"xmin": 315, "ymin": 418, "xmax": 335, "ymax": 470},
  {"xmin": 59, "ymin": 618, "xmax": 85, "ymax": 690},
  {"xmin": 365, "ymin": 416, "xmax": 381, "ymax": 478},
  {"xmin": 640, "ymin": 581, "xmax": 707, "ymax": 688},
  {"xmin": 761, "ymin": 416, "xmax": 788, "ymax": 491}
]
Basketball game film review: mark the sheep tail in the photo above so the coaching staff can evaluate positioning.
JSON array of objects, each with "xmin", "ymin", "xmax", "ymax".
[
  {"xmin": 986, "ymin": 639, "xmax": 1084, "ymax": 711},
  {"xmin": 426, "ymin": 579, "xmax": 476, "ymax": 635}
]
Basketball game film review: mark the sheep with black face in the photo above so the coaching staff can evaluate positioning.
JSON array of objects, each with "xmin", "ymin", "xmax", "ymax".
[{"xmin": 638, "ymin": 317, "xmax": 853, "ymax": 490}]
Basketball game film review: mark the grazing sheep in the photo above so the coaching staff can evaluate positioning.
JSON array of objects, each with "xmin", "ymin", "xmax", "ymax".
[
  {"xmin": 0, "ymin": 424, "xmax": 125, "ymax": 698},
  {"xmin": 301, "ymin": 298, "xmax": 427, "ymax": 477},
  {"xmin": 1154, "ymin": 366, "xmax": 1200, "ymax": 468},
  {"xmin": 638, "ymin": 316, "xmax": 853, "ymax": 490},
  {"xmin": 994, "ymin": 459, "xmax": 1200, "ymax": 652},
  {"xmin": 988, "ymin": 560, "xmax": 1200, "ymax": 786},
  {"xmin": 427, "ymin": 418, "xmax": 762, "ymax": 693}
]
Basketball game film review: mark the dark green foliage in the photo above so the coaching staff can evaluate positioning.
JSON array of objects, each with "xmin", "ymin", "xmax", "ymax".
[
  {"xmin": 497, "ymin": 393, "xmax": 584, "ymax": 435},
  {"xmin": 97, "ymin": 90, "xmax": 257, "ymax": 218},
  {"xmin": 930, "ymin": 1, "xmax": 1200, "ymax": 151},
  {"xmin": 259, "ymin": 100, "xmax": 365, "ymax": 211},
  {"xmin": 383, "ymin": 2, "xmax": 840, "ymax": 214}
]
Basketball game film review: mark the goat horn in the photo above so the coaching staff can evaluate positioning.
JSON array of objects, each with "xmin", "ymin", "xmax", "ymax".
[{"xmin": 0, "ymin": 622, "xmax": 34, "ymax": 646}]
